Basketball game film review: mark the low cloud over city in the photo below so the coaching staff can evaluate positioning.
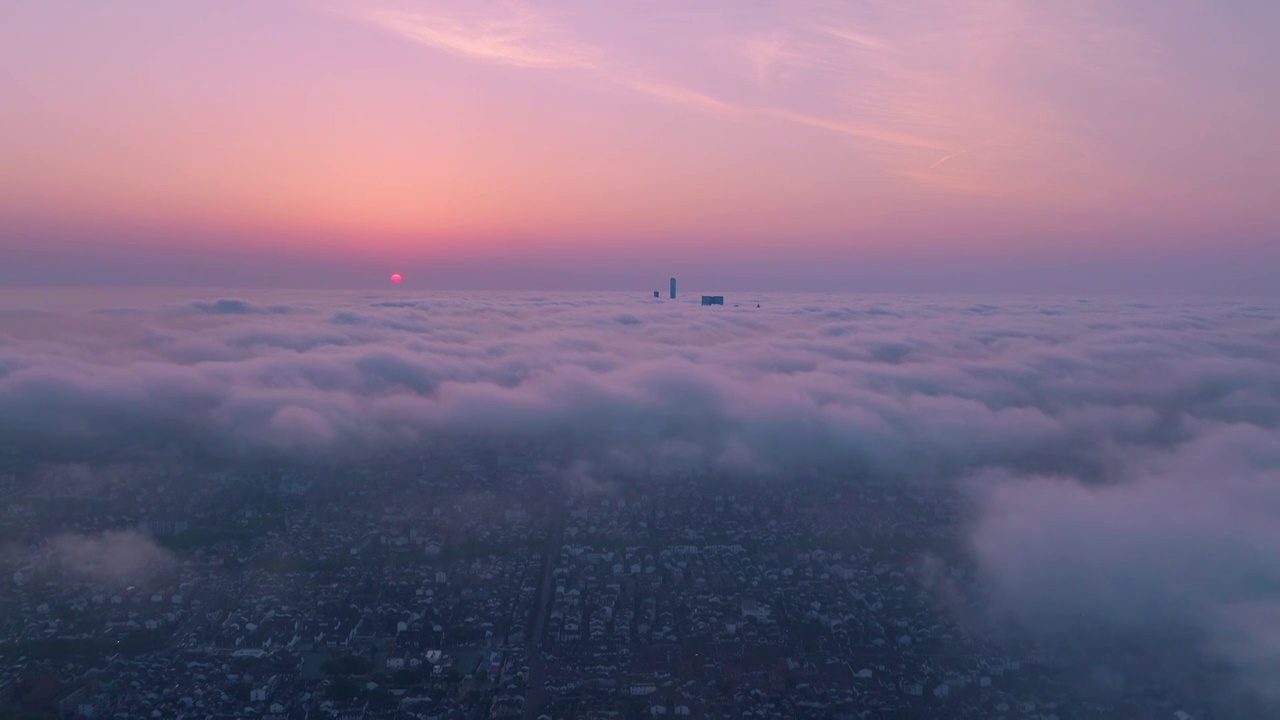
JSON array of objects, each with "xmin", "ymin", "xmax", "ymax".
[
  {"xmin": 39, "ymin": 530, "xmax": 174, "ymax": 589},
  {"xmin": 2, "ymin": 291, "xmax": 1278, "ymax": 705}
]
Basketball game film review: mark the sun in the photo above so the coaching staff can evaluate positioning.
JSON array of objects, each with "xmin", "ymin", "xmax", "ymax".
[{"xmin": 390, "ymin": 273, "xmax": 402, "ymax": 284}]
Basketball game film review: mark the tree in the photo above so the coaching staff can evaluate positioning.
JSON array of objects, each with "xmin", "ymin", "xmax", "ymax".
[{"xmin": 328, "ymin": 677, "xmax": 360, "ymax": 703}]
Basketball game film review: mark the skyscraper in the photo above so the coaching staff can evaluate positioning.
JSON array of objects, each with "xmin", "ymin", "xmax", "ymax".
[{"xmin": 669, "ymin": 277, "xmax": 677, "ymax": 299}]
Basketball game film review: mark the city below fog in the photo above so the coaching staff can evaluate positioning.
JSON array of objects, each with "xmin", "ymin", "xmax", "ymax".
[{"xmin": 1, "ymin": 290, "xmax": 1278, "ymax": 719}]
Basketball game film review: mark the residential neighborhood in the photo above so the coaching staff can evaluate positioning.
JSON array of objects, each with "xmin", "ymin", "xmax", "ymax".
[{"xmin": 0, "ymin": 455, "xmax": 1249, "ymax": 719}]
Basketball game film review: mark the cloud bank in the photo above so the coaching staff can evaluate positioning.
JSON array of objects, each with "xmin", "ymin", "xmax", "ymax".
[{"xmin": 1, "ymin": 290, "xmax": 1278, "ymax": 696}]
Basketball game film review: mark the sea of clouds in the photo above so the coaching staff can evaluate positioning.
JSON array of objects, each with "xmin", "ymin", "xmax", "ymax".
[{"xmin": 2, "ymin": 290, "xmax": 1278, "ymax": 695}]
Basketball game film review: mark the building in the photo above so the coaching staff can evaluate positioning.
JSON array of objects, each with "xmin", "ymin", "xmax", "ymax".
[
  {"xmin": 5, "ymin": 673, "xmax": 60, "ymax": 718},
  {"xmin": 701, "ymin": 296, "xmax": 724, "ymax": 306},
  {"xmin": 669, "ymin": 277, "xmax": 677, "ymax": 299},
  {"xmin": 140, "ymin": 518, "xmax": 189, "ymax": 535}
]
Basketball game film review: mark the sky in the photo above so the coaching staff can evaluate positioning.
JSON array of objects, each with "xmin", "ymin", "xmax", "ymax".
[
  {"xmin": 1, "ymin": 0, "xmax": 1277, "ymax": 292},
  {"xmin": 3, "ymin": 289, "xmax": 1280, "ymax": 699}
]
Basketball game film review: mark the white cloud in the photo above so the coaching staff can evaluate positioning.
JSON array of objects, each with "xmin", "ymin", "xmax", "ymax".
[{"xmin": 1, "ymin": 290, "xmax": 1279, "ymax": 695}]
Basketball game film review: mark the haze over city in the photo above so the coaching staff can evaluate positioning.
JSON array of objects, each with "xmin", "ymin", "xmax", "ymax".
[{"xmin": 1, "ymin": 2, "xmax": 1279, "ymax": 719}]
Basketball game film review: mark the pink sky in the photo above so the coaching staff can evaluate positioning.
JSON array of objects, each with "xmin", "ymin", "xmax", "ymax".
[{"xmin": 1, "ymin": 0, "xmax": 1277, "ymax": 291}]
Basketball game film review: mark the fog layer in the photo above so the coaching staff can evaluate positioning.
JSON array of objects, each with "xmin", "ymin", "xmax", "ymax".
[{"xmin": 2, "ymin": 290, "xmax": 1277, "ymax": 689}]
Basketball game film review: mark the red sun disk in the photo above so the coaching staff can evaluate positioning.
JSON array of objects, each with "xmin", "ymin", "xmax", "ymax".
[{"xmin": 390, "ymin": 273, "xmax": 402, "ymax": 284}]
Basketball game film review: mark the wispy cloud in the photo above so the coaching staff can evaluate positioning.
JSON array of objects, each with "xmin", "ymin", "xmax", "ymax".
[
  {"xmin": 924, "ymin": 137, "xmax": 996, "ymax": 171},
  {"xmin": 618, "ymin": 77, "xmax": 743, "ymax": 117},
  {"xmin": 339, "ymin": 1, "xmax": 951, "ymax": 154},
  {"xmin": 763, "ymin": 108, "xmax": 949, "ymax": 152},
  {"xmin": 358, "ymin": 5, "xmax": 741, "ymax": 117},
  {"xmin": 337, "ymin": 0, "xmax": 1168, "ymax": 201},
  {"xmin": 741, "ymin": 36, "xmax": 792, "ymax": 88},
  {"xmin": 926, "ymin": 150, "xmax": 968, "ymax": 171},
  {"xmin": 358, "ymin": 6, "xmax": 590, "ymax": 68},
  {"xmin": 814, "ymin": 25, "xmax": 893, "ymax": 52},
  {"xmin": 737, "ymin": 33, "xmax": 841, "ymax": 89}
]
